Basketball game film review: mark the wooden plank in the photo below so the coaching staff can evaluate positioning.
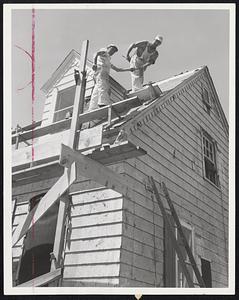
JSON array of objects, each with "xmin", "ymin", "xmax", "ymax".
[
  {"xmin": 12, "ymin": 162, "xmax": 63, "ymax": 187},
  {"xmin": 64, "ymin": 250, "xmax": 121, "ymax": 265},
  {"xmin": 59, "ymin": 144, "xmax": 129, "ymax": 196},
  {"xmin": 162, "ymin": 182, "xmax": 206, "ymax": 287},
  {"xmin": 17, "ymin": 268, "xmax": 62, "ymax": 287},
  {"xmin": 150, "ymin": 177, "xmax": 195, "ymax": 287},
  {"xmin": 65, "ymin": 236, "xmax": 122, "ymax": 253},
  {"xmin": 70, "ymin": 223, "xmax": 122, "ymax": 240},
  {"xmin": 12, "ymin": 163, "xmax": 76, "ymax": 246},
  {"xmin": 71, "ymin": 188, "xmax": 122, "ymax": 205},
  {"xmin": 71, "ymin": 210, "xmax": 123, "ymax": 228},
  {"xmin": 12, "ymin": 92, "xmax": 141, "ymax": 145},
  {"xmin": 71, "ymin": 197, "xmax": 123, "ymax": 216},
  {"xmin": 78, "ymin": 125, "xmax": 103, "ymax": 150},
  {"xmin": 12, "ymin": 118, "xmax": 71, "ymax": 144},
  {"xmin": 77, "ymin": 96, "xmax": 140, "ymax": 124},
  {"xmin": 127, "ymin": 83, "xmax": 162, "ymax": 101},
  {"xmin": 62, "ymin": 278, "xmax": 119, "ymax": 286},
  {"xmin": 51, "ymin": 194, "xmax": 69, "ymax": 271},
  {"xmin": 63, "ymin": 263, "xmax": 120, "ymax": 279},
  {"xmin": 68, "ymin": 40, "xmax": 89, "ymax": 149}
]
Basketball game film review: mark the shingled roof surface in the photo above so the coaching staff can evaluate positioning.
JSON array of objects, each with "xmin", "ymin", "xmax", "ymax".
[{"xmin": 90, "ymin": 67, "xmax": 204, "ymax": 132}]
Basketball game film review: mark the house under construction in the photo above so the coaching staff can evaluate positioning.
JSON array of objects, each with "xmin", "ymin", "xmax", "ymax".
[{"xmin": 11, "ymin": 41, "xmax": 229, "ymax": 288}]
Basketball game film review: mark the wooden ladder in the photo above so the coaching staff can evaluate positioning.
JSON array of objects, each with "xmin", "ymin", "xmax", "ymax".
[{"xmin": 149, "ymin": 177, "xmax": 206, "ymax": 288}]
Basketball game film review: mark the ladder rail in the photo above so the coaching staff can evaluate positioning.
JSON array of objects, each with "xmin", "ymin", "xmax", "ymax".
[
  {"xmin": 161, "ymin": 182, "xmax": 206, "ymax": 288},
  {"xmin": 149, "ymin": 177, "xmax": 195, "ymax": 287}
]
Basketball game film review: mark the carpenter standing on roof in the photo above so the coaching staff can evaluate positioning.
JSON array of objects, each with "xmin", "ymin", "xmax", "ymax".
[
  {"xmin": 89, "ymin": 44, "xmax": 134, "ymax": 111},
  {"xmin": 126, "ymin": 36, "xmax": 163, "ymax": 92}
]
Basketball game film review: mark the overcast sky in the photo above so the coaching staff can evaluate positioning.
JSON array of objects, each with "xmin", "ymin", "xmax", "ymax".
[{"xmin": 11, "ymin": 6, "xmax": 230, "ymax": 128}]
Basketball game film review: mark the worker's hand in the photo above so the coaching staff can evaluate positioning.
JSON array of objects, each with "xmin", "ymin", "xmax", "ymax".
[{"xmin": 92, "ymin": 64, "xmax": 97, "ymax": 71}]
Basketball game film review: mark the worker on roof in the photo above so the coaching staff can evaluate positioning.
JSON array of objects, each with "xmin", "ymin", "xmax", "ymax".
[
  {"xmin": 89, "ymin": 44, "xmax": 135, "ymax": 111},
  {"xmin": 126, "ymin": 35, "xmax": 163, "ymax": 92}
]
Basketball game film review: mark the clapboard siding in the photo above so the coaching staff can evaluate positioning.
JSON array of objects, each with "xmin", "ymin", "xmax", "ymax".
[
  {"xmin": 130, "ymin": 133, "xmax": 227, "ymax": 217},
  {"xmin": 63, "ymin": 263, "xmax": 120, "ymax": 279},
  {"xmin": 124, "ymin": 161, "xmax": 228, "ymax": 232},
  {"xmin": 64, "ymin": 250, "xmax": 120, "ymax": 265},
  {"xmin": 62, "ymin": 277, "xmax": 119, "ymax": 287},
  {"xmin": 63, "ymin": 187, "xmax": 123, "ymax": 284},
  {"xmin": 120, "ymin": 78, "xmax": 228, "ymax": 286}
]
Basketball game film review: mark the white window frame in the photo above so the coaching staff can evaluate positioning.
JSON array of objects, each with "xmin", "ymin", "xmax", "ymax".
[
  {"xmin": 201, "ymin": 83, "xmax": 212, "ymax": 113},
  {"xmin": 201, "ymin": 129, "xmax": 220, "ymax": 187}
]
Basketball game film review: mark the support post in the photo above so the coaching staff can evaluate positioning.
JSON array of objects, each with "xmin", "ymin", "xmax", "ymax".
[{"xmin": 68, "ymin": 40, "xmax": 89, "ymax": 149}]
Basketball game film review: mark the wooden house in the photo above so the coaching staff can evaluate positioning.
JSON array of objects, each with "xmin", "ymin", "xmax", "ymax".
[{"xmin": 11, "ymin": 46, "xmax": 229, "ymax": 288}]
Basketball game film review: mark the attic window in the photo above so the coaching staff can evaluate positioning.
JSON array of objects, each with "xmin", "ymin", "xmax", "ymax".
[
  {"xmin": 202, "ymin": 86, "xmax": 212, "ymax": 114},
  {"xmin": 53, "ymin": 86, "xmax": 76, "ymax": 122},
  {"xmin": 202, "ymin": 131, "xmax": 219, "ymax": 186}
]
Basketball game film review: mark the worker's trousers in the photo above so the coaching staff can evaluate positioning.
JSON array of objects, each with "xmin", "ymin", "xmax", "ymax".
[
  {"xmin": 88, "ymin": 67, "xmax": 111, "ymax": 111},
  {"xmin": 130, "ymin": 54, "xmax": 145, "ymax": 92}
]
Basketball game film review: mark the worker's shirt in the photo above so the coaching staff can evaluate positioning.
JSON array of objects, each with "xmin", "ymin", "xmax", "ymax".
[
  {"xmin": 93, "ymin": 49, "xmax": 112, "ymax": 73},
  {"xmin": 133, "ymin": 40, "xmax": 159, "ymax": 64}
]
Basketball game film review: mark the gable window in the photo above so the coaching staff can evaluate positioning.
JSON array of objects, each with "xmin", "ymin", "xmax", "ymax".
[
  {"xmin": 201, "ymin": 85, "xmax": 211, "ymax": 114},
  {"xmin": 202, "ymin": 131, "xmax": 219, "ymax": 186},
  {"xmin": 53, "ymin": 86, "xmax": 76, "ymax": 122}
]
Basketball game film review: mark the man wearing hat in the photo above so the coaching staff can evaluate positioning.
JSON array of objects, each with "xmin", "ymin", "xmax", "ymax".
[
  {"xmin": 126, "ymin": 36, "xmax": 163, "ymax": 92},
  {"xmin": 89, "ymin": 44, "xmax": 134, "ymax": 111}
]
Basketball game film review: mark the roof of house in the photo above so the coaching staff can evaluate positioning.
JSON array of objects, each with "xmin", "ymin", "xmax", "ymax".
[{"xmin": 89, "ymin": 66, "xmax": 228, "ymax": 139}]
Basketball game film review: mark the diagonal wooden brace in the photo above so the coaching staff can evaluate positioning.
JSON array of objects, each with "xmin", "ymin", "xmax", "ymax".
[
  {"xmin": 59, "ymin": 143, "xmax": 130, "ymax": 196},
  {"xmin": 12, "ymin": 162, "xmax": 77, "ymax": 246}
]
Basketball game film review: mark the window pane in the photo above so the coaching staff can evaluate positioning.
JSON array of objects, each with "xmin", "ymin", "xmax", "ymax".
[{"xmin": 55, "ymin": 86, "xmax": 76, "ymax": 111}]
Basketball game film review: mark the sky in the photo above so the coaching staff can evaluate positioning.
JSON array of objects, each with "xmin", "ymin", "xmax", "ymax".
[{"xmin": 11, "ymin": 6, "xmax": 230, "ymax": 128}]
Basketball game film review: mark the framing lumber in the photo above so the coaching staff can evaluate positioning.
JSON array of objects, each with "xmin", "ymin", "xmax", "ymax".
[
  {"xmin": 161, "ymin": 182, "xmax": 206, "ymax": 287},
  {"xmin": 17, "ymin": 268, "xmax": 62, "ymax": 287},
  {"xmin": 50, "ymin": 194, "xmax": 69, "ymax": 272},
  {"xmin": 11, "ymin": 96, "xmax": 141, "ymax": 145},
  {"xmin": 68, "ymin": 40, "xmax": 89, "ymax": 149},
  {"xmin": 149, "ymin": 176, "xmax": 195, "ymax": 287},
  {"xmin": 60, "ymin": 144, "xmax": 129, "ymax": 196},
  {"xmin": 12, "ymin": 163, "xmax": 76, "ymax": 246}
]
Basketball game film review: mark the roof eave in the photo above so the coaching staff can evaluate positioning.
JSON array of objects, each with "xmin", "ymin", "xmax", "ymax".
[{"xmin": 121, "ymin": 67, "xmax": 206, "ymax": 135}]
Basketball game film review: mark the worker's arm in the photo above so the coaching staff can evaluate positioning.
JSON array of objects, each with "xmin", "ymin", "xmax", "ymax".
[
  {"xmin": 139, "ymin": 51, "xmax": 159, "ymax": 71},
  {"xmin": 111, "ymin": 64, "xmax": 135, "ymax": 72},
  {"xmin": 126, "ymin": 41, "xmax": 148, "ymax": 62}
]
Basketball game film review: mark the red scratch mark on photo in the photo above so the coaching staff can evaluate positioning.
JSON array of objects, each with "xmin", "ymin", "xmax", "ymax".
[{"xmin": 31, "ymin": 7, "xmax": 36, "ymax": 283}]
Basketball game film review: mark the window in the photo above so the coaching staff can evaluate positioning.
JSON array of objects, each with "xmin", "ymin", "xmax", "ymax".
[
  {"xmin": 202, "ymin": 132, "xmax": 219, "ymax": 186},
  {"xmin": 17, "ymin": 193, "xmax": 59, "ymax": 285},
  {"xmin": 201, "ymin": 85, "xmax": 211, "ymax": 114},
  {"xmin": 201, "ymin": 258, "xmax": 212, "ymax": 287},
  {"xmin": 53, "ymin": 86, "xmax": 76, "ymax": 122}
]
